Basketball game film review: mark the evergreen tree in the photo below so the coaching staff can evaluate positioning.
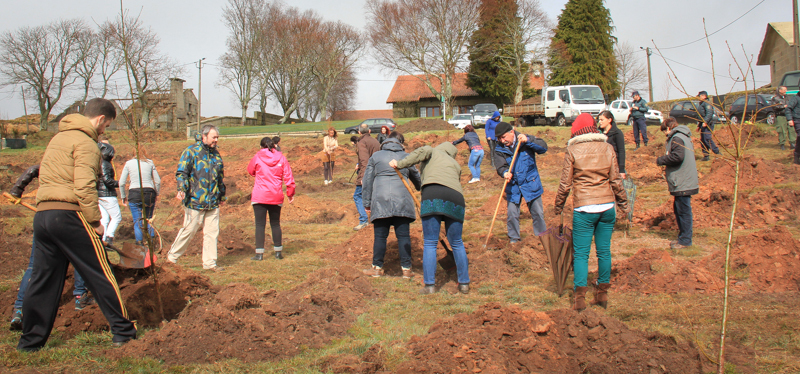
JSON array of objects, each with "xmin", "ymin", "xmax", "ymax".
[
  {"xmin": 547, "ymin": 0, "xmax": 618, "ymax": 98},
  {"xmin": 467, "ymin": 0, "xmax": 520, "ymax": 104}
]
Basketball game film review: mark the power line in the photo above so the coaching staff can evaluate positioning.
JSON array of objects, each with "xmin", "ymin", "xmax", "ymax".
[
  {"xmin": 653, "ymin": 51, "xmax": 769, "ymax": 84},
  {"xmin": 659, "ymin": 0, "xmax": 767, "ymax": 50}
]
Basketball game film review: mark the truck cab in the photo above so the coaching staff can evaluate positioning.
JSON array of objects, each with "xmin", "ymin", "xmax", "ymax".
[
  {"xmin": 544, "ymin": 85, "xmax": 606, "ymax": 126},
  {"xmin": 779, "ymin": 70, "xmax": 800, "ymax": 96}
]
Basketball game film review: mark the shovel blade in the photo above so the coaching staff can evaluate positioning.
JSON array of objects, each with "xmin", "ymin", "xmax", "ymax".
[
  {"xmin": 114, "ymin": 242, "xmax": 153, "ymax": 269},
  {"xmin": 437, "ymin": 239, "xmax": 457, "ymax": 273}
]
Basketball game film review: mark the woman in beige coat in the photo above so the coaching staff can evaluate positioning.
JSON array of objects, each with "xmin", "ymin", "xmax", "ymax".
[{"xmin": 322, "ymin": 127, "xmax": 338, "ymax": 185}]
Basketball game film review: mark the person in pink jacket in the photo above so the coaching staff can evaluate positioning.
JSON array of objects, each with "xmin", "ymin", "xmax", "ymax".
[{"xmin": 247, "ymin": 137, "xmax": 295, "ymax": 260}]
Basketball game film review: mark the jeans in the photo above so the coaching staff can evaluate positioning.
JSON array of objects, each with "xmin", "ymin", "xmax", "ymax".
[
  {"xmin": 572, "ymin": 208, "xmax": 616, "ymax": 288},
  {"xmin": 129, "ymin": 202, "xmax": 155, "ymax": 242},
  {"xmin": 14, "ymin": 235, "xmax": 86, "ymax": 308},
  {"xmin": 507, "ymin": 196, "xmax": 547, "ymax": 240},
  {"xmin": 372, "ymin": 217, "xmax": 413, "ymax": 269},
  {"xmin": 673, "ymin": 196, "xmax": 693, "ymax": 246},
  {"xmin": 421, "ymin": 215, "xmax": 469, "ymax": 285},
  {"xmin": 353, "ymin": 185, "xmax": 368, "ymax": 225},
  {"xmin": 699, "ymin": 123, "xmax": 719, "ymax": 156},
  {"xmin": 633, "ymin": 117, "xmax": 648, "ymax": 145},
  {"xmin": 468, "ymin": 149, "xmax": 484, "ymax": 179}
]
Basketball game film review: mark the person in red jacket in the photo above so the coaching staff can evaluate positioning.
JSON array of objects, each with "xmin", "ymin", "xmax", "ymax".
[{"xmin": 247, "ymin": 137, "xmax": 296, "ymax": 260}]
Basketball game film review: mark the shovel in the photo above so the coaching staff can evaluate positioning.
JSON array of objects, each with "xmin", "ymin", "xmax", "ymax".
[
  {"xmin": 3, "ymin": 192, "xmax": 37, "ymax": 211},
  {"xmin": 393, "ymin": 168, "xmax": 457, "ymax": 272}
]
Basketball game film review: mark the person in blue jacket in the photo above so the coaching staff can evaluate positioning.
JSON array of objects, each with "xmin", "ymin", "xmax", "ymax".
[
  {"xmin": 484, "ymin": 111, "xmax": 502, "ymax": 167},
  {"xmin": 492, "ymin": 122, "xmax": 548, "ymax": 243},
  {"xmin": 452, "ymin": 125, "xmax": 484, "ymax": 183}
]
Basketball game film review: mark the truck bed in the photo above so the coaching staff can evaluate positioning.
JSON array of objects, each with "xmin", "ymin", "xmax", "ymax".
[{"xmin": 503, "ymin": 102, "xmax": 544, "ymax": 117}]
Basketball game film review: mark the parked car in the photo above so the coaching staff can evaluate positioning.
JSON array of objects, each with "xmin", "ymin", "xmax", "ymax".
[
  {"xmin": 668, "ymin": 100, "xmax": 728, "ymax": 125},
  {"xmin": 448, "ymin": 114, "xmax": 473, "ymax": 129},
  {"xmin": 607, "ymin": 99, "xmax": 664, "ymax": 126},
  {"xmin": 727, "ymin": 94, "xmax": 776, "ymax": 125},
  {"xmin": 471, "ymin": 103, "xmax": 500, "ymax": 127},
  {"xmin": 344, "ymin": 118, "xmax": 397, "ymax": 134}
]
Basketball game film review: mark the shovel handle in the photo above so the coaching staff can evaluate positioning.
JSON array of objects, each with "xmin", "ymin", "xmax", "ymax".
[
  {"xmin": 483, "ymin": 139, "xmax": 523, "ymax": 248},
  {"xmin": 4, "ymin": 192, "xmax": 36, "ymax": 212}
]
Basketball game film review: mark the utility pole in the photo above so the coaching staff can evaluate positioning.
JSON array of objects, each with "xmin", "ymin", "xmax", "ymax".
[
  {"xmin": 794, "ymin": 0, "xmax": 799, "ymax": 70},
  {"xmin": 641, "ymin": 47, "xmax": 654, "ymax": 102},
  {"xmin": 195, "ymin": 58, "xmax": 206, "ymax": 136}
]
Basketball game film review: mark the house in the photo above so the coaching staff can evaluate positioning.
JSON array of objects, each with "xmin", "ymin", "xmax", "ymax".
[
  {"xmin": 143, "ymin": 78, "xmax": 199, "ymax": 131},
  {"xmin": 386, "ymin": 68, "xmax": 545, "ymax": 119},
  {"xmin": 757, "ymin": 22, "xmax": 798, "ymax": 88}
]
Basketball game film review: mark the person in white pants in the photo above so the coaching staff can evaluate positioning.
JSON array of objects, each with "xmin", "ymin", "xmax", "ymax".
[{"xmin": 97, "ymin": 140, "xmax": 121, "ymax": 245}]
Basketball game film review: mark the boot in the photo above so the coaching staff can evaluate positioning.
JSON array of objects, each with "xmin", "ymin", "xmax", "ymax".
[
  {"xmin": 573, "ymin": 286, "xmax": 589, "ymax": 311},
  {"xmin": 251, "ymin": 253, "xmax": 263, "ymax": 261},
  {"xmin": 419, "ymin": 285, "xmax": 437, "ymax": 295},
  {"xmin": 634, "ymin": 144, "xmax": 640, "ymax": 150},
  {"xmin": 590, "ymin": 283, "xmax": 611, "ymax": 308},
  {"xmin": 274, "ymin": 246, "xmax": 284, "ymax": 260},
  {"xmin": 458, "ymin": 283, "xmax": 470, "ymax": 294}
]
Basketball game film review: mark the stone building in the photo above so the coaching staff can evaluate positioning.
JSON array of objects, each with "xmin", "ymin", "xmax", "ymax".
[
  {"xmin": 146, "ymin": 78, "xmax": 198, "ymax": 131},
  {"xmin": 757, "ymin": 22, "xmax": 798, "ymax": 88}
]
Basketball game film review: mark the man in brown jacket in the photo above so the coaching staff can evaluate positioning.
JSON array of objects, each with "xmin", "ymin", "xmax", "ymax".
[
  {"xmin": 353, "ymin": 123, "xmax": 380, "ymax": 230},
  {"xmin": 18, "ymin": 98, "xmax": 136, "ymax": 351}
]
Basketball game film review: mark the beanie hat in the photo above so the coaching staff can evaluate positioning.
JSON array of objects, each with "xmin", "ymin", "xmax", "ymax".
[
  {"xmin": 494, "ymin": 122, "xmax": 514, "ymax": 138},
  {"xmin": 571, "ymin": 113, "xmax": 598, "ymax": 138}
]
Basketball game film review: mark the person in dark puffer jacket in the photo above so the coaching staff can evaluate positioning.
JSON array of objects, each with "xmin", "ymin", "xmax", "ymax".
[
  {"xmin": 452, "ymin": 125, "xmax": 484, "ymax": 183},
  {"xmin": 656, "ymin": 117, "xmax": 699, "ymax": 250},
  {"xmin": 598, "ymin": 111, "xmax": 626, "ymax": 179},
  {"xmin": 96, "ymin": 141, "xmax": 121, "ymax": 245}
]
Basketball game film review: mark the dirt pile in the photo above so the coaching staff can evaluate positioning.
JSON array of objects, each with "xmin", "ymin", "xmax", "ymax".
[
  {"xmin": 401, "ymin": 118, "xmax": 455, "ymax": 133},
  {"xmin": 114, "ymin": 265, "xmax": 380, "ymax": 365},
  {"xmin": 406, "ymin": 132, "xmax": 459, "ymax": 151},
  {"xmin": 391, "ymin": 303, "xmax": 705, "ymax": 373},
  {"xmin": 611, "ymin": 248, "xmax": 724, "ymax": 294},
  {"xmin": 702, "ymin": 156, "xmax": 795, "ymax": 192}
]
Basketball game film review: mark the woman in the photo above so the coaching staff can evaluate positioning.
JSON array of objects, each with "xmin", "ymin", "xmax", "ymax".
[
  {"xmin": 452, "ymin": 125, "xmax": 484, "ymax": 183},
  {"xmin": 390, "ymin": 142, "xmax": 470, "ymax": 295},
  {"xmin": 119, "ymin": 145, "xmax": 161, "ymax": 245},
  {"xmin": 656, "ymin": 117, "xmax": 699, "ymax": 251},
  {"xmin": 362, "ymin": 131, "xmax": 421, "ymax": 279},
  {"xmin": 322, "ymin": 127, "xmax": 338, "ymax": 185},
  {"xmin": 553, "ymin": 113, "xmax": 628, "ymax": 311},
  {"xmin": 597, "ymin": 111, "xmax": 626, "ymax": 179},
  {"xmin": 248, "ymin": 137, "xmax": 295, "ymax": 260},
  {"xmin": 376, "ymin": 125, "xmax": 390, "ymax": 144}
]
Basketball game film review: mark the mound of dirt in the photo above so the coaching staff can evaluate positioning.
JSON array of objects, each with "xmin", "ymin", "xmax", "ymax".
[
  {"xmin": 52, "ymin": 263, "xmax": 215, "ymax": 338},
  {"xmin": 406, "ymin": 132, "xmax": 460, "ymax": 151},
  {"xmin": 392, "ymin": 303, "xmax": 707, "ymax": 373},
  {"xmin": 702, "ymin": 156, "xmax": 796, "ymax": 192},
  {"xmin": 113, "ymin": 265, "xmax": 380, "ymax": 365},
  {"xmin": 611, "ymin": 248, "xmax": 724, "ymax": 294},
  {"xmin": 401, "ymin": 118, "xmax": 455, "ymax": 133}
]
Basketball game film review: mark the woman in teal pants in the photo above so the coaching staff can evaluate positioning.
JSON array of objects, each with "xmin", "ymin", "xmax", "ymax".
[{"xmin": 553, "ymin": 113, "xmax": 629, "ymax": 311}]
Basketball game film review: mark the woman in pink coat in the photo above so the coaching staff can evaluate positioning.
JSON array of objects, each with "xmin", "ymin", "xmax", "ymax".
[{"xmin": 247, "ymin": 137, "xmax": 295, "ymax": 260}]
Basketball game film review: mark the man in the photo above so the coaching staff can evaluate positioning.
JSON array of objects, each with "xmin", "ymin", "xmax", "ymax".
[
  {"xmin": 696, "ymin": 91, "xmax": 720, "ymax": 161},
  {"xmin": 784, "ymin": 90, "xmax": 800, "ymax": 165},
  {"xmin": 656, "ymin": 117, "xmax": 699, "ymax": 250},
  {"xmin": 771, "ymin": 86, "xmax": 796, "ymax": 151},
  {"xmin": 167, "ymin": 125, "xmax": 226, "ymax": 271},
  {"xmin": 19, "ymin": 98, "xmax": 136, "ymax": 351},
  {"xmin": 485, "ymin": 111, "xmax": 502, "ymax": 167},
  {"xmin": 353, "ymin": 123, "xmax": 380, "ymax": 231},
  {"xmin": 630, "ymin": 91, "xmax": 649, "ymax": 149},
  {"xmin": 493, "ymin": 122, "xmax": 548, "ymax": 243}
]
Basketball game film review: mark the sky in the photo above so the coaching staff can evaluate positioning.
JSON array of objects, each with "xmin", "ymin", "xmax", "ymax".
[{"xmin": 0, "ymin": 0, "xmax": 791, "ymax": 120}]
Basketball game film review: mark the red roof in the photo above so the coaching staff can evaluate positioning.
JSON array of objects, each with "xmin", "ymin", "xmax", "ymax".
[{"xmin": 386, "ymin": 72, "xmax": 544, "ymax": 104}]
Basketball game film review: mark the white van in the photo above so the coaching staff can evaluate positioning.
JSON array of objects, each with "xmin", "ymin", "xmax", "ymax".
[{"xmin": 544, "ymin": 85, "xmax": 606, "ymax": 126}]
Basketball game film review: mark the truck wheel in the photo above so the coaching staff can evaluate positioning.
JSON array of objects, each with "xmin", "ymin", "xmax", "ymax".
[
  {"xmin": 517, "ymin": 117, "xmax": 527, "ymax": 127},
  {"xmin": 556, "ymin": 114, "xmax": 566, "ymax": 127}
]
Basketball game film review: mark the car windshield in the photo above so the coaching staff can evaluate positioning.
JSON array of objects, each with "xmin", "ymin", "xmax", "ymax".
[
  {"xmin": 569, "ymin": 87, "xmax": 604, "ymax": 104},
  {"xmin": 474, "ymin": 104, "xmax": 498, "ymax": 113},
  {"xmin": 781, "ymin": 72, "xmax": 800, "ymax": 90}
]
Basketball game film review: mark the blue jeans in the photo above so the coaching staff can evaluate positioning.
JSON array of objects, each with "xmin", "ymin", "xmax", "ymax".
[
  {"xmin": 633, "ymin": 117, "xmax": 648, "ymax": 145},
  {"xmin": 421, "ymin": 215, "xmax": 469, "ymax": 285},
  {"xmin": 673, "ymin": 196, "xmax": 693, "ymax": 246},
  {"xmin": 468, "ymin": 149, "xmax": 484, "ymax": 179},
  {"xmin": 699, "ymin": 123, "xmax": 719, "ymax": 156},
  {"xmin": 572, "ymin": 208, "xmax": 616, "ymax": 288},
  {"xmin": 129, "ymin": 202, "xmax": 155, "ymax": 242},
  {"xmin": 14, "ymin": 234, "xmax": 86, "ymax": 308},
  {"xmin": 353, "ymin": 185, "xmax": 368, "ymax": 225}
]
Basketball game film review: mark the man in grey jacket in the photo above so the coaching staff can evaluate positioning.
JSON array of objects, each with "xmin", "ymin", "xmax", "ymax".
[{"xmin": 656, "ymin": 117, "xmax": 699, "ymax": 250}]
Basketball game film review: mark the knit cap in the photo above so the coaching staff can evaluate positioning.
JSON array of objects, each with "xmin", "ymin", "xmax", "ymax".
[
  {"xmin": 494, "ymin": 122, "xmax": 514, "ymax": 138},
  {"xmin": 571, "ymin": 113, "xmax": 598, "ymax": 137}
]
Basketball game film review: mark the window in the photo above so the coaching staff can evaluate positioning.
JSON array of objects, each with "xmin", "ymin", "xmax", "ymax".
[
  {"xmin": 611, "ymin": 101, "xmax": 619, "ymax": 109},
  {"xmin": 732, "ymin": 97, "xmax": 745, "ymax": 106},
  {"xmin": 559, "ymin": 90, "xmax": 568, "ymax": 101},
  {"xmin": 672, "ymin": 104, "xmax": 682, "ymax": 111},
  {"xmin": 620, "ymin": 102, "xmax": 628, "ymax": 109},
  {"xmin": 420, "ymin": 107, "xmax": 440, "ymax": 117},
  {"xmin": 420, "ymin": 107, "xmax": 426, "ymax": 117},
  {"xmin": 747, "ymin": 96, "xmax": 757, "ymax": 106},
  {"xmin": 547, "ymin": 90, "xmax": 555, "ymax": 101}
]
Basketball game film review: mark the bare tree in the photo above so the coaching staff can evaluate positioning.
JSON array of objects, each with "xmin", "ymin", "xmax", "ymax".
[
  {"xmin": 366, "ymin": 0, "xmax": 480, "ymax": 110},
  {"xmin": 496, "ymin": 0, "xmax": 552, "ymax": 104},
  {"xmin": 659, "ymin": 73, "xmax": 672, "ymax": 102},
  {"xmin": 97, "ymin": 21, "xmax": 123, "ymax": 98},
  {"xmin": 311, "ymin": 21, "xmax": 363, "ymax": 122},
  {"xmin": 0, "ymin": 19, "xmax": 88, "ymax": 129},
  {"xmin": 615, "ymin": 41, "xmax": 648, "ymax": 100},
  {"xmin": 74, "ymin": 28, "xmax": 100, "ymax": 103}
]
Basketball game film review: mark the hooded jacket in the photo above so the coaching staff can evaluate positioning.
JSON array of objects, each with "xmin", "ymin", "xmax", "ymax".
[
  {"xmin": 356, "ymin": 133, "xmax": 380, "ymax": 185},
  {"xmin": 494, "ymin": 131, "xmax": 548, "ymax": 204},
  {"xmin": 484, "ymin": 111, "xmax": 502, "ymax": 140},
  {"xmin": 176, "ymin": 138, "xmax": 226, "ymax": 210},
  {"xmin": 396, "ymin": 142, "xmax": 463, "ymax": 194},
  {"xmin": 554, "ymin": 133, "xmax": 628, "ymax": 214},
  {"xmin": 36, "ymin": 113, "xmax": 103, "ymax": 223},
  {"xmin": 97, "ymin": 142, "xmax": 118, "ymax": 198},
  {"xmin": 247, "ymin": 148, "xmax": 295, "ymax": 205},
  {"xmin": 362, "ymin": 138, "xmax": 422, "ymax": 222},
  {"xmin": 656, "ymin": 125, "xmax": 699, "ymax": 196}
]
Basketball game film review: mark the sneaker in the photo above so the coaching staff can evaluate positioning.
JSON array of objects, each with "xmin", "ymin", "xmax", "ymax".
[
  {"xmin": 207, "ymin": 266, "xmax": 225, "ymax": 272},
  {"xmin": 781, "ymin": 144, "xmax": 787, "ymax": 151},
  {"xmin": 9, "ymin": 309, "xmax": 22, "ymax": 331},
  {"xmin": 362, "ymin": 265, "xmax": 384, "ymax": 277},
  {"xmin": 111, "ymin": 336, "xmax": 136, "ymax": 348},
  {"xmin": 701, "ymin": 156, "xmax": 710, "ymax": 162},
  {"xmin": 670, "ymin": 242, "xmax": 689, "ymax": 250},
  {"xmin": 353, "ymin": 223, "xmax": 368, "ymax": 231},
  {"xmin": 274, "ymin": 251, "xmax": 283, "ymax": 260},
  {"xmin": 635, "ymin": 144, "xmax": 640, "ymax": 150},
  {"xmin": 510, "ymin": 239, "xmax": 520, "ymax": 244},
  {"xmin": 468, "ymin": 178, "xmax": 480, "ymax": 183},
  {"xmin": 324, "ymin": 180, "xmax": 329, "ymax": 185},
  {"xmin": 401, "ymin": 268, "xmax": 414, "ymax": 279},
  {"xmin": 251, "ymin": 253, "xmax": 263, "ymax": 261},
  {"xmin": 419, "ymin": 285, "xmax": 437, "ymax": 295},
  {"xmin": 75, "ymin": 294, "xmax": 94, "ymax": 311}
]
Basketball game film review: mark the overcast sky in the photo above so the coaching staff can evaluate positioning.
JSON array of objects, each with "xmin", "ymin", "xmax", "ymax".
[{"xmin": 0, "ymin": 0, "xmax": 790, "ymax": 120}]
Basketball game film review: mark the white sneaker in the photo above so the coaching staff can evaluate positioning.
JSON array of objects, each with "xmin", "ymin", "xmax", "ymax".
[
  {"xmin": 324, "ymin": 180, "xmax": 329, "ymax": 185},
  {"xmin": 468, "ymin": 178, "xmax": 480, "ymax": 183}
]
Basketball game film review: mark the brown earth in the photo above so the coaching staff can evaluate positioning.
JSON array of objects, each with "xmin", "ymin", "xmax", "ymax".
[
  {"xmin": 401, "ymin": 118, "xmax": 457, "ymax": 133},
  {"xmin": 111, "ymin": 265, "xmax": 380, "ymax": 365},
  {"xmin": 611, "ymin": 248, "xmax": 724, "ymax": 294}
]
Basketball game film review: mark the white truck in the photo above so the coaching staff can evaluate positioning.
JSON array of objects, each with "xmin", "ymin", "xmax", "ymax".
[{"xmin": 504, "ymin": 85, "xmax": 607, "ymax": 127}]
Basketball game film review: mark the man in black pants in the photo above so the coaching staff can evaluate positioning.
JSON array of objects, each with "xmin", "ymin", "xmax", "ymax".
[{"xmin": 18, "ymin": 98, "xmax": 136, "ymax": 351}]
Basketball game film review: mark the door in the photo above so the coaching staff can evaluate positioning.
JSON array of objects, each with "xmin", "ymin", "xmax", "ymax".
[
  {"xmin": 544, "ymin": 89, "xmax": 560, "ymax": 118},
  {"xmin": 559, "ymin": 89, "xmax": 571, "ymax": 119}
]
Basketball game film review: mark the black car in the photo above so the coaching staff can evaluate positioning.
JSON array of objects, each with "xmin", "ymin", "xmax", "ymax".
[
  {"xmin": 668, "ymin": 100, "xmax": 727, "ymax": 125},
  {"xmin": 727, "ymin": 94, "xmax": 776, "ymax": 125},
  {"xmin": 344, "ymin": 118, "xmax": 397, "ymax": 134}
]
